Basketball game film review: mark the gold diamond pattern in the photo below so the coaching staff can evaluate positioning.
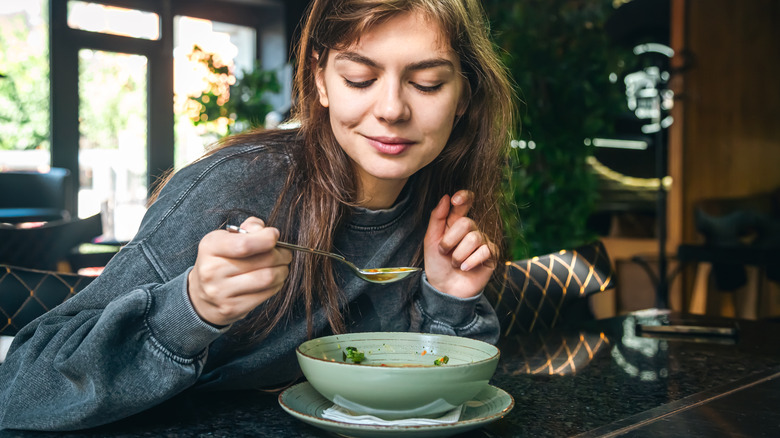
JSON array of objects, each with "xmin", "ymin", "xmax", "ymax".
[
  {"xmin": 0, "ymin": 264, "xmax": 95, "ymax": 336},
  {"xmin": 500, "ymin": 331, "xmax": 611, "ymax": 375},
  {"xmin": 487, "ymin": 240, "xmax": 615, "ymax": 336}
]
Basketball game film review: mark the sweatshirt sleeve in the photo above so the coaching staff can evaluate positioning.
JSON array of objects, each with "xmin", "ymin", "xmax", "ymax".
[
  {"xmin": 409, "ymin": 273, "xmax": 500, "ymax": 345},
  {"xmin": 0, "ymin": 144, "xmax": 284, "ymax": 431},
  {"xmin": 0, "ymin": 253, "xmax": 226, "ymax": 431}
]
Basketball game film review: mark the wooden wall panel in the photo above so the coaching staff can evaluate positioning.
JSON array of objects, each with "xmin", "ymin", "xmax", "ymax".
[
  {"xmin": 668, "ymin": 0, "xmax": 686, "ymax": 250},
  {"xmin": 670, "ymin": 0, "xmax": 780, "ymax": 243}
]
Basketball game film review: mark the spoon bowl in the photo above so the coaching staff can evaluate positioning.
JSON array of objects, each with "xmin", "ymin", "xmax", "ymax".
[{"xmin": 226, "ymin": 225, "xmax": 420, "ymax": 284}]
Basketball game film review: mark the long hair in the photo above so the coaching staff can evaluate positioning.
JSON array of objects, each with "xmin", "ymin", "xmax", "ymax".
[{"xmin": 199, "ymin": 0, "xmax": 516, "ymax": 342}]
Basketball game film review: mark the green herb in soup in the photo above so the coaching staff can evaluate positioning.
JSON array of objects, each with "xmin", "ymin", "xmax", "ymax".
[
  {"xmin": 341, "ymin": 346, "xmax": 448, "ymax": 366},
  {"xmin": 433, "ymin": 356, "xmax": 450, "ymax": 366},
  {"xmin": 343, "ymin": 346, "xmax": 365, "ymax": 364}
]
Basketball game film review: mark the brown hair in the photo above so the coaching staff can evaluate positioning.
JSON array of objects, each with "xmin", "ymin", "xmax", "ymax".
[{"xmin": 171, "ymin": 0, "xmax": 516, "ymax": 342}]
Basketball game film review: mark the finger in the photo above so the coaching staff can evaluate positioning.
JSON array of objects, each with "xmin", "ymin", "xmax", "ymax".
[
  {"xmin": 459, "ymin": 243, "xmax": 498, "ymax": 272},
  {"xmin": 240, "ymin": 216, "xmax": 266, "ymax": 232},
  {"xmin": 208, "ymin": 225, "xmax": 281, "ymax": 259},
  {"xmin": 424, "ymin": 195, "xmax": 451, "ymax": 245},
  {"xmin": 221, "ymin": 247, "xmax": 293, "ymax": 277},
  {"xmin": 450, "ymin": 230, "xmax": 487, "ymax": 267},
  {"xmin": 225, "ymin": 264, "xmax": 290, "ymax": 297},
  {"xmin": 196, "ymin": 277, "xmax": 285, "ymax": 325},
  {"xmin": 196, "ymin": 264, "xmax": 289, "ymax": 303},
  {"xmin": 189, "ymin": 246, "xmax": 289, "ymax": 326},
  {"xmin": 447, "ymin": 190, "xmax": 473, "ymax": 227},
  {"xmin": 438, "ymin": 216, "xmax": 478, "ymax": 254}
]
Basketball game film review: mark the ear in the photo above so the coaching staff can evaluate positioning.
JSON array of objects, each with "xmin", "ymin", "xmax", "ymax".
[{"xmin": 313, "ymin": 55, "xmax": 329, "ymax": 108}]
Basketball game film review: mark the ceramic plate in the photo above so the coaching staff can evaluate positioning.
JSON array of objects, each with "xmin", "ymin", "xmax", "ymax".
[{"xmin": 279, "ymin": 382, "xmax": 514, "ymax": 438}]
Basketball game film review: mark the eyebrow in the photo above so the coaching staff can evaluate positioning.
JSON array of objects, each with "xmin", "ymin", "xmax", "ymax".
[{"xmin": 333, "ymin": 51, "xmax": 455, "ymax": 72}]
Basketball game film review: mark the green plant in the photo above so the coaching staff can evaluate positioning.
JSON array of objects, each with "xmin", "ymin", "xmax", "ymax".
[
  {"xmin": 484, "ymin": 0, "xmax": 636, "ymax": 258},
  {"xmin": 78, "ymin": 50, "xmax": 147, "ymax": 151},
  {"xmin": 0, "ymin": 10, "xmax": 50, "ymax": 152},
  {"xmin": 188, "ymin": 45, "xmax": 281, "ymax": 135}
]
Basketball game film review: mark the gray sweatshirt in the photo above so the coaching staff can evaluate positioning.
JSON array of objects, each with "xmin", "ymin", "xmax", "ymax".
[{"xmin": 0, "ymin": 132, "xmax": 499, "ymax": 431}]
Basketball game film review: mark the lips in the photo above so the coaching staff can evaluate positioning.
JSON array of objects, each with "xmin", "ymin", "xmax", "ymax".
[{"xmin": 365, "ymin": 135, "xmax": 414, "ymax": 155}]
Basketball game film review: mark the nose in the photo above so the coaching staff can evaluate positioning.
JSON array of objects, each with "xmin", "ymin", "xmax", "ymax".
[{"xmin": 373, "ymin": 81, "xmax": 410, "ymax": 124}]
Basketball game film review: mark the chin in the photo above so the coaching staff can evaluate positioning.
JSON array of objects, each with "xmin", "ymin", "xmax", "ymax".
[
  {"xmin": 361, "ymin": 162, "xmax": 413, "ymax": 179},
  {"xmin": 373, "ymin": 167, "xmax": 419, "ymax": 180}
]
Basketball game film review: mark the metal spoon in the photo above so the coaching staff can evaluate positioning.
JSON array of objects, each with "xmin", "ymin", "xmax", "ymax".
[{"xmin": 225, "ymin": 225, "xmax": 421, "ymax": 284}]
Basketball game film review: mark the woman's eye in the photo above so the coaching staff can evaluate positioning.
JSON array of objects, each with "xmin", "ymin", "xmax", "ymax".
[
  {"xmin": 412, "ymin": 83, "xmax": 443, "ymax": 93},
  {"xmin": 344, "ymin": 78, "xmax": 375, "ymax": 89}
]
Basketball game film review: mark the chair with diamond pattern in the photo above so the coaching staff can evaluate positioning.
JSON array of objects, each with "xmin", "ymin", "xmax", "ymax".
[
  {"xmin": 486, "ymin": 240, "xmax": 616, "ymax": 337},
  {"xmin": 1, "ymin": 241, "xmax": 615, "ymax": 339},
  {"xmin": 0, "ymin": 213, "xmax": 103, "ymax": 272},
  {"xmin": 0, "ymin": 264, "xmax": 96, "ymax": 337}
]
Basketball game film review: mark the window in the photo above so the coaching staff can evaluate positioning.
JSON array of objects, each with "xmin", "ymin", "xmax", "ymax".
[
  {"xmin": 78, "ymin": 49, "xmax": 148, "ymax": 241},
  {"xmin": 0, "ymin": 0, "xmax": 50, "ymax": 170},
  {"xmin": 173, "ymin": 17, "xmax": 257, "ymax": 168},
  {"xmin": 45, "ymin": 0, "xmax": 287, "ymax": 241},
  {"xmin": 67, "ymin": 1, "xmax": 160, "ymax": 40}
]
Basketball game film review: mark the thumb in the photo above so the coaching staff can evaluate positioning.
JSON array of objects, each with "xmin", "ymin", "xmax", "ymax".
[{"xmin": 425, "ymin": 195, "xmax": 451, "ymax": 244}]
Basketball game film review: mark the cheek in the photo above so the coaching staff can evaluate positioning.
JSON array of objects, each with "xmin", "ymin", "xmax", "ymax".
[
  {"xmin": 419, "ymin": 103, "xmax": 457, "ymax": 142},
  {"xmin": 328, "ymin": 99, "xmax": 363, "ymax": 127},
  {"xmin": 324, "ymin": 79, "xmax": 366, "ymax": 127}
]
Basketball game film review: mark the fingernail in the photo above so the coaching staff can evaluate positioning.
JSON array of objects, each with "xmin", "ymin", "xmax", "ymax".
[
  {"xmin": 452, "ymin": 194, "xmax": 462, "ymax": 205},
  {"xmin": 460, "ymin": 262, "xmax": 470, "ymax": 271}
]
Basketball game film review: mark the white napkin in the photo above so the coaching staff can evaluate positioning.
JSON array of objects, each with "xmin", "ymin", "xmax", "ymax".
[
  {"xmin": 0, "ymin": 336, "xmax": 13, "ymax": 364},
  {"xmin": 322, "ymin": 404, "xmax": 464, "ymax": 426}
]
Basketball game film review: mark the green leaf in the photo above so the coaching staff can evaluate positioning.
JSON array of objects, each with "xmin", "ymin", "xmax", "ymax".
[{"xmin": 488, "ymin": 0, "xmax": 637, "ymax": 256}]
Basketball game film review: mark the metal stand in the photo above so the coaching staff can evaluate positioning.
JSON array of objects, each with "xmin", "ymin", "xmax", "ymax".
[
  {"xmin": 628, "ymin": 43, "xmax": 674, "ymax": 308},
  {"xmin": 654, "ymin": 84, "xmax": 668, "ymax": 309}
]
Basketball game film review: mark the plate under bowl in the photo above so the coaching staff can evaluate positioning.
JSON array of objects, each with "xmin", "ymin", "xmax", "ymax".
[{"xmin": 279, "ymin": 381, "xmax": 514, "ymax": 438}]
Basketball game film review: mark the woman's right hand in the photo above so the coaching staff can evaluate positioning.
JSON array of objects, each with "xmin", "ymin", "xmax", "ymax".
[{"xmin": 187, "ymin": 217, "xmax": 292, "ymax": 326}]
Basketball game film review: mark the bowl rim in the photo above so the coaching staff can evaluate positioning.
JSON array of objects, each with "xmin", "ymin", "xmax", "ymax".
[{"xmin": 296, "ymin": 331, "xmax": 500, "ymax": 368}]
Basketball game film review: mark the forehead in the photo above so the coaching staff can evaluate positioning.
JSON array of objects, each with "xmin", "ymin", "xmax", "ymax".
[{"xmin": 338, "ymin": 10, "xmax": 451, "ymax": 55}]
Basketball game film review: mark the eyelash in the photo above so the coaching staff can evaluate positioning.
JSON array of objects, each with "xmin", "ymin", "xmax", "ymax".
[
  {"xmin": 344, "ymin": 78, "xmax": 375, "ymax": 89},
  {"xmin": 413, "ymin": 83, "xmax": 443, "ymax": 93},
  {"xmin": 343, "ymin": 78, "xmax": 443, "ymax": 93}
]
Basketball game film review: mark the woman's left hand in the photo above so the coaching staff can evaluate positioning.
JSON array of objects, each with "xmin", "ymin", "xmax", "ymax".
[{"xmin": 423, "ymin": 190, "xmax": 498, "ymax": 298}]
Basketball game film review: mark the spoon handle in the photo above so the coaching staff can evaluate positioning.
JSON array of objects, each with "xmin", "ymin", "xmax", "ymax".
[
  {"xmin": 274, "ymin": 240, "xmax": 347, "ymax": 262},
  {"xmin": 226, "ymin": 224, "xmax": 418, "ymax": 283},
  {"xmin": 225, "ymin": 224, "xmax": 347, "ymax": 262}
]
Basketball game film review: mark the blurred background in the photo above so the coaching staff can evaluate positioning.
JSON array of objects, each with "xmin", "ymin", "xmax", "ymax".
[{"xmin": 1, "ymin": 0, "xmax": 778, "ymax": 319}]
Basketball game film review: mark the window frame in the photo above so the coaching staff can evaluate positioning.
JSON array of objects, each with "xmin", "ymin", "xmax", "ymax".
[{"xmin": 49, "ymin": 0, "xmax": 286, "ymax": 215}]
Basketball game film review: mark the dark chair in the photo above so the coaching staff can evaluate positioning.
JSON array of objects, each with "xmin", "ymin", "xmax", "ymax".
[
  {"xmin": 486, "ymin": 240, "xmax": 616, "ymax": 337},
  {"xmin": 0, "ymin": 213, "xmax": 103, "ymax": 271},
  {"xmin": 0, "ymin": 168, "xmax": 74, "ymax": 224},
  {"xmin": 679, "ymin": 189, "xmax": 780, "ymax": 317},
  {"xmin": 0, "ymin": 264, "xmax": 95, "ymax": 337}
]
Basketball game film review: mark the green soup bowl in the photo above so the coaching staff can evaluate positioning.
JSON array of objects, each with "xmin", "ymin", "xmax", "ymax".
[{"xmin": 296, "ymin": 332, "xmax": 500, "ymax": 420}]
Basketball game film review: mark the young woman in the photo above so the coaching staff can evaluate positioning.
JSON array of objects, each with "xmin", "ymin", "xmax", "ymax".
[{"xmin": 0, "ymin": 0, "xmax": 515, "ymax": 430}]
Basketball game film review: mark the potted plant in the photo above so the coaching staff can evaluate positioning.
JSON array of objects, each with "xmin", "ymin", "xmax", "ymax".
[
  {"xmin": 484, "ymin": 0, "xmax": 637, "ymax": 258},
  {"xmin": 187, "ymin": 45, "xmax": 281, "ymax": 136}
]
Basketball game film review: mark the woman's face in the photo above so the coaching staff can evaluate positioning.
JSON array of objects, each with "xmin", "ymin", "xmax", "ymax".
[{"xmin": 315, "ymin": 11, "xmax": 466, "ymax": 208}]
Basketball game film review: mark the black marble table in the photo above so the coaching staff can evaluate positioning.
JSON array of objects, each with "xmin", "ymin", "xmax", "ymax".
[{"xmin": 1, "ymin": 309, "xmax": 779, "ymax": 437}]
